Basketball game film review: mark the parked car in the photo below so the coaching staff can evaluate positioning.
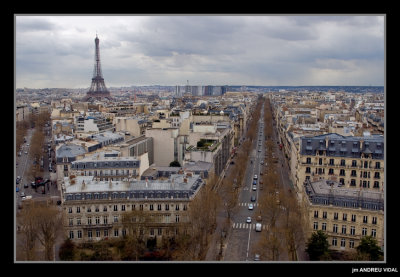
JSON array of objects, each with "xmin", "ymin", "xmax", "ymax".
[
  {"xmin": 248, "ymin": 204, "xmax": 254, "ymax": 210},
  {"xmin": 252, "ymin": 185, "xmax": 257, "ymax": 191},
  {"xmin": 251, "ymin": 195, "xmax": 256, "ymax": 202},
  {"xmin": 254, "ymin": 254, "xmax": 260, "ymax": 261},
  {"xmin": 246, "ymin": 217, "xmax": 252, "ymax": 223}
]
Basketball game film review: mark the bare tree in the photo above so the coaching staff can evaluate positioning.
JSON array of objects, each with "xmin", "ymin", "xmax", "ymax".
[
  {"xmin": 35, "ymin": 203, "xmax": 63, "ymax": 260},
  {"xmin": 17, "ymin": 202, "xmax": 39, "ymax": 261}
]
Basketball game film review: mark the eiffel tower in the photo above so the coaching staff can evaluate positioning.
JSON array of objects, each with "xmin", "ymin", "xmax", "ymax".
[{"xmin": 83, "ymin": 34, "xmax": 112, "ymax": 101}]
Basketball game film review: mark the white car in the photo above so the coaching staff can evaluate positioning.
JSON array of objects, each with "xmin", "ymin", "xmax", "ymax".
[
  {"xmin": 252, "ymin": 185, "xmax": 257, "ymax": 191},
  {"xmin": 246, "ymin": 217, "xmax": 252, "ymax": 223},
  {"xmin": 248, "ymin": 204, "xmax": 254, "ymax": 210}
]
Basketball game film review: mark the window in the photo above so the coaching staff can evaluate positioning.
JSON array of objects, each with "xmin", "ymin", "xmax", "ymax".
[
  {"xmin": 96, "ymin": 229, "xmax": 100, "ymax": 238},
  {"xmin": 363, "ymin": 216, "xmax": 368, "ymax": 224},
  {"xmin": 68, "ymin": 207, "xmax": 72, "ymax": 214},
  {"xmin": 350, "ymin": 226, "xmax": 355, "ymax": 235},
  {"xmin": 362, "ymin": 228, "xmax": 368, "ymax": 236},
  {"xmin": 329, "ymin": 159, "xmax": 334, "ymax": 165},
  {"xmin": 313, "ymin": 222, "xmax": 318, "ymax": 230},
  {"xmin": 340, "ymin": 238, "xmax": 346, "ymax": 248},
  {"xmin": 350, "ymin": 179, "xmax": 356, "ymax": 186},
  {"xmin": 375, "ymin": 162, "xmax": 381, "ymax": 169},
  {"xmin": 373, "ymin": 181, "xmax": 380, "ymax": 188},
  {"xmin": 339, "ymin": 169, "xmax": 345, "ymax": 176},
  {"xmin": 371, "ymin": 229, "xmax": 376, "ymax": 238},
  {"xmin": 77, "ymin": 218, "xmax": 81, "ymax": 225},
  {"xmin": 77, "ymin": 230, "xmax": 82, "ymax": 239},
  {"xmin": 332, "ymin": 237, "xmax": 337, "ymax": 246},
  {"xmin": 306, "ymin": 167, "xmax": 311, "ymax": 173},
  {"xmin": 121, "ymin": 205, "xmax": 126, "ymax": 211},
  {"xmin": 165, "ymin": 204, "xmax": 169, "ymax": 211},
  {"xmin": 87, "ymin": 207, "xmax": 91, "ymax": 213},
  {"xmin": 114, "ymin": 229, "xmax": 119, "ymax": 237},
  {"xmin": 103, "ymin": 216, "xmax": 108, "ymax": 224},
  {"xmin": 333, "ymin": 224, "xmax": 338, "ymax": 233},
  {"xmin": 340, "ymin": 160, "xmax": 346, "ymax": 166},
  {"xmin": 114, "ymin": 216, "xmax": 118, "ymax": 223},
  {"xmin": 150, "ymin": 228, "xmax": 155, "ymax": 236},
  {"xmin": 175, "ymin": 204, "xmax": 180, "ymax": 211},
  {"xmin": 95, "ymin": 206, "xmax": 99, "ymax": 212},
  {"xmin": 314, "ymin": 210, "xmax": 319, "ymax": 218},
  {"xmin": 342, "ymin": 225, "xmax": 347, "ymax": 234},
  {"xmin": 103, "ymin": 206, "xmax": 107, "ymax": 212},
  {"xmin": 104, "ymin": 230, "xmax": 108, "ymax": 237},
  {"xmin": 69, "ymin": 231, "xmax": 74, "ymax": 239},
  {"xmin": 158, "ymin": 204, "xmax": 162, "ymax": 211},
  {"xmin": 139, "ymin": 204, "xmax": 144, "ymax": 211},
  {"xmin": 87, "ymin": 217, "xmax": 92, "ymax": 225},
  {"xmin": 352, "ymin": 160, "xmax": 357, "ymax": 167},
  {"xmin": 150, "ymin": 204, "xmax": 154, "ymax": 211},
  {"xmin": 158, "ymin": 228, "xmax": 162, "ymax": 235},
  {"xmin": 351, "ymin": 170, "xmax": 357, "ymax": 177},
  {"xmin": 76, "ymin": 207, "xmax": 80, "ymax": 213},
  {"xmin": 329, "ymin": 168, "xmax": 334, "ymax": 175},
  {"xmin": 349, "ymin": 240, "xmax": 355, "ymax": 249},
  {"xmin": 319, "ymin": 158, "xmax": 323, "ymax": 165},
  {"xmin": 175, "ymin": 214, "xmax": 180, "ymax": 223},
  {"xmin": 306, "ymin": 157, "xmax": 311, "ymax": 164},
  {"xmin": 364, "ymin": 161, "xmax": 368, "ymax": 169},
  {"xmin": 351, "ymin": 214, "xmax": 356, "ymax": 222},
  {"xmin": 95, "ymin": 216, "xmax": 100, "ymax": 225},
  {"xmin": 322, "ymin": 211, "xmax": 327, "ymax": 219},
  {"xmin": 322, "ymin": 222, "xmax": 327, "ymax": 231},
  {"xmin": 372, "ymin": 217, "xmax": 377, "ymax": 225},
  {"xmin": 88, "ymin": 230, "xmax": 92, "ymax": 239},
  {"xmin": 343, "ymin": 213, "xmax": 347, "ymax": 221},
  {"xmin": 374, "ymin": 172, "xmax": 380, "ymax": 179},
  {"xmin": 333, "ymin": 212, "xmax": 338, "ymax": 220},
  {"xmin": 113, "ymin": 205, "xmax": 118, "ymax": 211}
]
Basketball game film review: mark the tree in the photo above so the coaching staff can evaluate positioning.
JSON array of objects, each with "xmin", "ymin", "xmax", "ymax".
[
  {"xmin": 35, "ymin": 203, "xmax": 63, "ymax": 260},
  {"xmin": 59, "ymin": 238, "xmax": 76, "ymax": 261},
  {"xmin": 169, "ymin": 160, "xmax": 181, "ymax": 167},
  {"xmin": 356, "ymin": 235, "xmax": 383, "ymax": 261},
  {"xmin": 305, "ymin": 230, "xmax": 330, "ymax": 260}
]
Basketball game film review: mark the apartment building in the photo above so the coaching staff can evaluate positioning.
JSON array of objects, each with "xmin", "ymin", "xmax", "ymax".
[
  {"xmin": 296, "ymin": 133, "xmax": 384, "ymax": 198},
  {"xmin": 304, "ymin": 179, "xmax": 384, "ymax": 252},
  {"xmin": 70, "ymin": 151, "xmax": 143, "ymax": 181},
  {"xmin": 61, "ymin": 173, "xmax": 204, "ymax": 246}
]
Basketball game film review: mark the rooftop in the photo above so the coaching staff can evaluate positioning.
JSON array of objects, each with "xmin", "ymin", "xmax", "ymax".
[
  {"xmin": 304, "ymin": 179, "xmax": 384, "ymax": 211},
  {"xmin": 63, "ymin": 173, "xmax": 203, "ymax": 196}
]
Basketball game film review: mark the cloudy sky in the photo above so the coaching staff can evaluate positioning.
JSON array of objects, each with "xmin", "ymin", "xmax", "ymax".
[{"xmin": 15, "ymin": 15, "xmax": 385, "ymax": 88}]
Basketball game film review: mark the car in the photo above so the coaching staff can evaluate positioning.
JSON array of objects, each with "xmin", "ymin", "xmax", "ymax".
[
  {"xmin": 254, "ymin": 254, "xmax": 261, "ymax": 261},
  {"xmin": 20, "ymin": 192, "xmax": 25, "ymax": 198},
  {"xmin": 252, "ymin": 185, "xmax": 257, "ymax": 191},
  {"xmin": 253, "ymin": 175, "xmax": 258, "ymax": 180},
  {"xmin": 252, "ymin": 180, "xmax": 257, "ymax": 185},
  {"xmin": 246, "ymin": 217, "xmax": 252, "ymax": 223},
  {"xmin": 258, "ymin": 149, "xmax": 261, "ymax": 152},
  {"xmin": 251, "ymin": 195, "xmax": 256, "ymax": 202},
  {"xmin": 26, "ymin": 143, "xmax": 30, "ymax": 146},
  {"xmin": 248, "ymin": 204, "xmax": 254, "ymax": 210},
  {"xmin": 24, "ymin": 151, "xmax": 28, "ymax": 154},
  {"xmin": 24, "ymin": 183, "xmax": 28, "ymax": 188},
  {"xmin": 255, "ymin": 223, "xmax": 262, "ymax": 232}
]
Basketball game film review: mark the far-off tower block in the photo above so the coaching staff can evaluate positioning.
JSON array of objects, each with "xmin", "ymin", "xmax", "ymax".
[{"xmin": 84, "ymin": 35, "xmax": 113, "ymax": 101}]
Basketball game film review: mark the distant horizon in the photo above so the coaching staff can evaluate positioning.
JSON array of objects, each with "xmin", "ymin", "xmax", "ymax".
[{"xmin": 16, "ymin": 85, "xmax": 384, "ymax": 90}]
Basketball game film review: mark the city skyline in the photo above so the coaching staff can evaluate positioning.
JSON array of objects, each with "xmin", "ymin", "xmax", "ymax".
[{"xmin": 16, "ymin": 15, "xmax": 385, "ymax": 89}]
